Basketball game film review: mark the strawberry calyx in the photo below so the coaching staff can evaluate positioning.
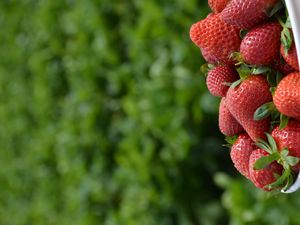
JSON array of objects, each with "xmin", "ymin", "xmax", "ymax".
[
  {"xmin": 277, "ymin": 13, "xmax": 292, "ymax": 54},
  {"xmin": 200, "ymin": 63, "xmax": 215, "ymax": 75},
  {"xmin": 225, "ymin": 135, "xmax": 239, "ymax": 146},
  {"xmin": 254, "ymin": 101, "xmax": 277, "ymax": 121},
  {"xmin": 254, "ymin": 133, "xmax": 300, "ymax": 190},
  {"xmin": 265, "ymin": 0, "xmax": 283, "ymax": 17},
  {"xmin": 254, "ymin": 101, "xmax": 290, "ymax": 130}
]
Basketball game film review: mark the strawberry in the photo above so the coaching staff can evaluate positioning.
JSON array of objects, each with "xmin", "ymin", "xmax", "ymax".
[
  {"xmin": 219, "ymin": 98, "xmax": 244, "ymax": 136},
  {"xmin": 272, "ymin": 121, "xmax": 300, "ymax": 171},
  {"xmin": 206, "ymin": 65, "xmax": 239, "ymax": 97},
  {"xmin": 240, "ymin": 22, "xmax": 282, "ymax": 66},
  {"xmin": 249, "ymin": 149, "xmax": 283, "ymax": 191},
  {"xmin": 280, "ymin": 42, "xmax": 299, "ymax": 71},
  {"xmin": 226, "ymin": 76, "xmax": 272, "ymax": 142},
  {"xmin": 230, "ymin": 134, "xmax": 254, "ymax": 179},
  {"xmin": 273, "ymin": 72, "xmax": 300, "ymax": 120},
  {"xmin": 221, "ymin": 0, "xmax": 279, "ymax": 29},
  {"xmin": 273, "ymin": 56, "xmax": 295, "ymax": 75},
  {"xmin": 190, "ymin": 13, "xmax": 241, "ymax": 64},
  {"xmin": 208, "ymin": 0, "xmax": 231, "ymax": 13}
]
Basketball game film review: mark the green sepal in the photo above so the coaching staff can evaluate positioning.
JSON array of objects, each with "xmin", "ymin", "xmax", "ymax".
[
  {"xmin": 266, "ymin": 168, "xmax": 291, "ymax": 189},
  {"xmin": 230, "ymin": 79, "xmax": 242, "ymax": 89},
  {"xmin": 240, "ymin": 29, "xmax": 248, "ymax": 39},
  {"xmin": 266, "ymin": 1, "xmax": 283, "ymax": 17},
  {"xmin": 253, "ymin": 153, "xmax": 280, "ymax": 170},
  {"xmin": 266, "ymin": 133, "xmax": 278, "ymax": 153},
  {"xmin": 256, "ymin": 139, "xmax": 273, "ymax": 154},
  {"xmin": 225, "ymin": 135, "xmax": 238, "ymax": 146},
  {"xmin": 267, "ymin": 71, "xmax": 283, "ymax": 88},
  {"xmin": 254, "ymin": 102, "xmax": 276, "ymax": 121},
  {"xmin": 286, "ymin": 156, "xmax": 300, "ymax": 167},
  {"xmin": 252, "ymin": 66, "xmax": 271, "ymax": 75},
  {"xmin": 279, "ymin": 114, "xmax": 290, "ymax": 130},
  {"xmin": 200, "ymin": 63, "xmax": 214, "ymax": 75}
]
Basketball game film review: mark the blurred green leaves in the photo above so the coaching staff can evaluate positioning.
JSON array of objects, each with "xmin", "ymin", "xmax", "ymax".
[{"xmin": 1, "ymin": 1, "xmax": 300, "ymax": 225}]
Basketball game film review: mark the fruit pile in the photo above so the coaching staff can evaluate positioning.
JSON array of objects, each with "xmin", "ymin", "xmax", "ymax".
[{"xmin": 190, "ymin": 0, "xmax": 300, "ymax": 192}]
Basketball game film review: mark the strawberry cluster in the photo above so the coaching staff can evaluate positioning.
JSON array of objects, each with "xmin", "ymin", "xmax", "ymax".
[{"xmin": 190, "ymin": 0, "xmax": 300, "ymax": 192}]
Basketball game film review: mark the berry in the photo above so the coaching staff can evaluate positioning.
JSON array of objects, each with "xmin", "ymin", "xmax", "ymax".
[
  {"xmin": 272, "ymin": 121, "xmax": 300, "ymax": 171},
  {"xmin": 280, "ymin": 42, "xmax": 299, "ymax": 71},
  {"xmin": 206, "ymin": 65, "xmax": 239, "ymax": 97},
  {"xmin": 240, "ymin": 22, "xmax": 282, "ymax": 66},
  {"xmin": 273, "ymin": 72, "xmax": 300, "ymax": 120},
  {"xmin": 272, "ymin": 56, "xmax": 295, "ymax": 75},
  {"xmin": 221, "ymin": 0, "xmax": 279, "ymax": 29},
  {"xmin": 208, "ymin": 0, "xmax": 231, "ymax": 13},
  {"xmin": 230, "ymin": 134, "xmax": 254, "ymax": 179},
  {"xmin": 226, "ymin": 76, "xmax": 272, "ymax": 142},
  {"xmin": 190, "ymin": 13, "xmax": 241, "ymax": 64},
  {"xmin": 219, "ymin": 98, "xmax": 244, "ymax": 136},
  {"xmin": 249, "ymin": 149, "xmax": 283, "ymax": 191}
]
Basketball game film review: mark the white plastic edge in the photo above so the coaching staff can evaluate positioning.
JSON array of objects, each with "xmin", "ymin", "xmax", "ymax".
[
  {"xmin": 281, "ymin": 0, "xmax": 300, "ymax": 194},
  {"xmin": 285, "ymin": 0, "xmax": 300, "ymax": 67}
]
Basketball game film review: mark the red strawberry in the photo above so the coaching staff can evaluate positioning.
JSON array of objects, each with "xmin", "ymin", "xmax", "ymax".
[
  {"xmin": 190, "ymin": 13, "xmax": 241, "ymax": 64},
  {"xmin": 219, "ymin": 98, "xmax": 244, "ymax": 136},
  {"xmin": 226, "ymin": 76, "xmax": 272, "ymax": 142},
  {"xmin": 208, "ymin": 0, "xmax": 231, "ymax": 13},
  {"xmin": 230, "ymin": 134, "xmax": 254, "ymax": 179},
  {"xmin": 273, "ymin": 72, "xmax": 300, "ymax": 120},
  {"xmin": 273, "ymin": 56, "xmax": 295, "ymax": 75},
  {"xmin": 272, "ymin": 121, "xmax": 300, "ymax": 171},
  {"xmin": 280, "ymin": 42, "xmax": 299, "ymax": 71},
  {"xmin": 221, "ymin": 0, "xmax": 279, "ymax": 29},
  {"xmin": 206, "ymin": 65, "xmax": 239, "ymax": 97},
  {"xmin": 249, "ymin": 149, "xmax": 283, "ymax": 191},
  {"xmin": 240, "ymin": 22, "xmax": 282, "ymax": 66}
]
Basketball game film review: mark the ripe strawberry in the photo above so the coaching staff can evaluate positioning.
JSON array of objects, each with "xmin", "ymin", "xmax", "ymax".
[
  {"xmin": 206, "ymin": 65, "xmax": 239, "ymax": 97},
  {"xmin": 280, "ymin": 42, "xmax": 299, "ymax": 71},
  {"xmin": 226, "ymin": 76, "xmax": 272, "ymax": 142},
  {"xmin": 272, "ymin": 121, "xmax": 300, "ymax": 171},
  {"xmin": 190, "ymin": 13, "xmax": 241, "ymax": 64},
  {"xmin": 221, "ymin": 0, "xmax": 279, "ymax": 29},
  {"xmin": 273, "ymin": 56, "xmax": 295, "ymax": 75},
  {"xmin": 219, "ymin": 98, "xmax": 244, "ymax": 136},
  {"xmin": 230, "ymin": 134, "xmax": 254, "ymax": 179},
  {"xmin": 208, "ymin": 0, "xmax": 231, "ymax": 13},
  {"xmin": 240, "ymin": 22, "xmax": 282, "ymax": 66},
  {"xmin": 249, "ymin": 149, "xmax": 283, "ymax": 191},
  {"xmin": 273, "ymin": 72, "xmax": 300, "ymax": 120}
]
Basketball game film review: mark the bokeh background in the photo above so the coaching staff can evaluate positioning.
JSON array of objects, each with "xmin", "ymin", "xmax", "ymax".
[{"xmin": 1, "ymin": 0, "xmax": 300, "ymax": 225}]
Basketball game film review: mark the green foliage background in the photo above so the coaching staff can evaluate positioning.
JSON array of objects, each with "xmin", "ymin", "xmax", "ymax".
[{"xmin": 1, "ymin": 1, "xmax": 300, "ymax": 225}]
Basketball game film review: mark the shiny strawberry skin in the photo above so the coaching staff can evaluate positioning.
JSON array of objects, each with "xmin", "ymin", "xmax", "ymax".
[
  {"xmin": 230, "ymin": 134, "xmax": 254, "ymax": 179},
  {"xmin": 280, "ymin": 42, "xmax": 299, "ymax": 71},
  {"xmin": 240, "ymin": 22, "xmax": 282, "ymax": 66},
  {"xmin": 221, "ymin": 0, "xmax": 279, "ymax": 29},
  {"xmin": 226, "ymin": 76, "xmax": 272, "ymax": 142},
  {"xmin": 190, "ymin": 13, "xmax": 241, "ymax": 64},
  {"xmin": 273, "ymin": 72, "xmax": 300, "ymax": 120},
  {"xmin": 249, "ymin": 149, "xmax": 283, "ymax": 191},
  {"xmin": 219, "ymin": 98, "xmax": 244, "ymax": 136},
  {"xmin": 208, "ymin": 0, "xmax": 231, "ymax": 13},
  {"xmin": 206, "ymin": 65, "xmax": 239, "ymax": 97},
  {"xmin": 272, "ymin": 121, "xmax": 300, "ymax": 171}
]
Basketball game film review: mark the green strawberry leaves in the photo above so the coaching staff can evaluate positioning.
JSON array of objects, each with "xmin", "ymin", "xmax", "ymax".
[
  {"xmin": 254, "ymin": 102, "xmax": 277, "ymax": 121},
  {"xmin": 254, "ymin": 153, "xmax": 280, "ymax": 170},
  {"xmin": 200, "ymin": 63, "xmax": 215, "ymax": 75},
  {"xmin": 279, "ymin": 114, "xmax": 290, "ymax": 130},
  {"xmin": 266, "ymin": 1, "xmax": 283, "ymax": 17},
  {"xmin": 254, "ymin": 133, "xmax": 300, "ymax": 191},
  {"xmin": 278, "ymin": 14, "xmax": 293, "ymax": 54}
]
